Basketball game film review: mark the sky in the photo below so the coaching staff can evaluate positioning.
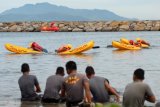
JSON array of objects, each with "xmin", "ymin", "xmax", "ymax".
[{"xmin": 0, "ymin": 0, "xmax": 159, "ymax": 20}]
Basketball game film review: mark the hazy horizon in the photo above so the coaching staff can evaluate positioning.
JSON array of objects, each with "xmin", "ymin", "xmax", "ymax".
[{"xmin": 0, "ymin": 0, "xmax": 159, "ymax": 20}]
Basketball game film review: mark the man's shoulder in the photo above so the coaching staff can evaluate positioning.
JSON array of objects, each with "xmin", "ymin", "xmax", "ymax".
[
  {"xmin": 47, "ymin": 75, "xmax": 64, "ymax": 83},
  {"xmin": 48, "ymin": 75, "xmax": 56, "ymax": 78},
  {"xmin": 65, "ymin": 73, "xmax": 85, "ymax": 78},
  {"xmin": 135, "ymin": 82, "xmax": 149, "ymax": 86},
  {"xmin": 95, "ymin": 75, "xmax": 105, "ymax": 79},
  {"xmin": 126, "ymin": 82, "xmax": 150, "ymax": 87},
  {"xmin": 29, "ymin": 74, "xmax": 37, "ymax": 78},
  {"xmin": 18, "ymin": 75, "xmax": 36, "ymax": 83},
  {"xmin": 125, "ymin": 82, "xmax": 134, "ymax": 87},
  {"xmin": 140, "ymin": 82, "xmax": 151, "ymax": 88},
  {"xmin": 91, "ymin": 76, "xmax": 106, "ymax": 81},
  {"xmin": 48, "ymin": 75, "xmax": 64, "ymax": 79},
  {"xmin": 64, "ymin": 73, "xmax": 87, "ymax": 82},
  {"xmin": 76, "ymin": 73, "xmax": 86, "ymax": 77},
  {"xmin": 18, "ymin": 75, "xmax": 23, "ymax": 81},
  {"xmin": 19, "ymin": 74, "xmax": 36, "ymax": 79}
]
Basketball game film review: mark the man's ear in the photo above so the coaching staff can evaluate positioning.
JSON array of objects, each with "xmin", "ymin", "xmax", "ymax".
[{"xmin": 133, "ymin": 75, "xmax": 136, "ymax": 81}]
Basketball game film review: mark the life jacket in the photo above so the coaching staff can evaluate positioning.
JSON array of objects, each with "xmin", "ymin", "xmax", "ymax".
[
  {"xmin": 31, "ymin": 42, "xmax": 43, "ymax": 52},
  {"xmin": 129, "ymin": 40, "xmax": 134, "ymax": 45}
]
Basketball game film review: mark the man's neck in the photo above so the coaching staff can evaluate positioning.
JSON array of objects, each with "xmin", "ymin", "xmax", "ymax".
[
  {"xmin": 134, "ymin": 79, "xmax": 143, "ymax": 82},
  {"xmin": 69, "ymin": 70, "xmax": 77, "ymax": 75},
  {"xmin": 23, "ymin": 72, "xmax": 29, "ymax": 75},
  {"xmin": 90, "ymin": 74, "xmax": 95, "ymax": 78},
  {"xmin": 88, "ymin": 74, "xmax": 95, "ymax": 79},
  {"xmin": 56, "ymin": 74, "xmax": 63, "ymax": 76}
]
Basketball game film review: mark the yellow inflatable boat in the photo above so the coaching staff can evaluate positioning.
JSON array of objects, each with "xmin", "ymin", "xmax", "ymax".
[
  {"xmin": 5, "ymin": 41, "xmax": 94, "ymax": 54},
  {"xmin": 112, "ymin": 41, "xmax": 141, "ymax": 50},
  {"xmin": 120, "ymin": 38, "xmax": 149, "ymax": 48},
  {"xmin": 5, "ymin": 43, "xmax": 42, "ymax": 54},
  {"xmin": 58, "ymin": 40, "xmax": 95, "ymax": 55}
]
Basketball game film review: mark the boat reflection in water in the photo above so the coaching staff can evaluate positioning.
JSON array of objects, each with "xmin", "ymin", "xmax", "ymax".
[
  {"xmin": 112, "ymin": 49, "xmax": 141, "ymax": 54},
  {"xmin": 4, "ymin": 52, "xmax": 96, "ymax": 64},
  {"xmin": 58, "ymin": 53, "xmax": 95, "ymax": 63},
  {"xmin": 112, "ymin": 49, "xmax": 143, "ymax": 60}
]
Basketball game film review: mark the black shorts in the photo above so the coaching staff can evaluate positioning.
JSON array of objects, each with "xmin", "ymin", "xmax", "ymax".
[
  {"xmin": 21, "ymin": 95, "xmax": 41, "ymax": 101},
  {"xmin": 66, "ymin": 100, "xmax": 84, "ymax": 107},
  {"xmin": 41, "ymin": 98, "xmax": 60, "ymax": 103}
]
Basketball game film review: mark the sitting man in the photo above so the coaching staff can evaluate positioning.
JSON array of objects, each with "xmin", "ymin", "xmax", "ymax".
[
  {"xmin": 85, "ymin": 66, "xmax": 120, "ymax": 103},
  {"xmin": 55, "ymin": 44, "xmax": 72, "ymax": 53},
  {"xmin": 123, "ymin": 68, "xmax": 156, "ymax": 107},
  {"xmin": 42, "ymin": 67, "xmax": 65, "ymax": 103},
  {"xmin": 29, "ymin": 42, "xmax": 48, "ymax": 53},
  {"xmin": 61, "ymin": 61, "xmax": 92, "ymax": 107},
  {"xmin": 18, "ymin": 63, "xmax": 41, "ymax": 101}
]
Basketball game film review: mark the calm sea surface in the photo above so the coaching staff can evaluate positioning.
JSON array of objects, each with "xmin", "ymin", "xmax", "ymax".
[{"xmin": 0, "ymin": 32, "xmax": 160, "ymax": 107}]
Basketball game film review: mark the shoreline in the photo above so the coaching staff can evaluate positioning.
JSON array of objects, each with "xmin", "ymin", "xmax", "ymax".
[
  {"xmin": 0, "ymin": 21, "xmax": 160, "ymax": 32},
  {"xmin": 0, "ymin": 100, "xmax": 155, "ymax": 107},
  {"xmin": 0, "ymin": 98, "xmax": 155, "ymax": 107}
]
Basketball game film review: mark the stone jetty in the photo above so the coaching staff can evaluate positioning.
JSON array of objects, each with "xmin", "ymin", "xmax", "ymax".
[{"xmin": 0, "ymin": 21, "xmax": 160, "ymax": 32}]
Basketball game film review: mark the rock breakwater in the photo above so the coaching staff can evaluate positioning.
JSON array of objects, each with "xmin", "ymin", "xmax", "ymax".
[{"xmin": 0, "ymin": 21, "xmax": 160, "ymax": 32}]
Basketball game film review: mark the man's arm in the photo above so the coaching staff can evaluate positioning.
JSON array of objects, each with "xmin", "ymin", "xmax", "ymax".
[
  {"xmin": 145, "ymin": 96, "xmax": 156, "ymax": 103},
  {"xmin": 145, "ymin": 85, "xmax": 156, "ymax": 103},
  {"xmin": 34, "ymin": 76, "xmax": 41, "ymax": 93},
  {"xmin": 35, "ymin": 85, "xmax": 41, "ymax": 93},
  {"xmin": 104, "ymin": 81, "xmax": 120, "ymax": 102},
  {"xmin": 84, "ymin": 81, "xmax": 92, "ymax": 103},
  {"xmin": 61, "ymin": 86, "xmax": 65, "ymax": 97}
]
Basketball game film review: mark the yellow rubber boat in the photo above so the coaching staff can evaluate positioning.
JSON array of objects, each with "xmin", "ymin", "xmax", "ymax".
[
  {"xmin": 58, "ymin": 40, "xmax": 95, "ymax": 55},
  {"xmin": 5, "ymin": 43, "xmax": 42, "ymax": 54},
  {"xmin": 112, "ymin": 41, "xmax": 141, "ymax": 50},
  {"xmin": 120, "ymin": 38, "xmax": 130, "ymax": 44},
  {"xmin": 120, "ymin": 38, "xmax": 149, "ymax": 48}
]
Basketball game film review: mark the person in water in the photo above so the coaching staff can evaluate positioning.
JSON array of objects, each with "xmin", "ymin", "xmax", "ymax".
[
  {"xmin": 129, "ymin": 40, "xmax": 141, "ymax": 47},
  {"xmin": 42, "ymin": 67, "xmax": 65, "ymax": 103},
  {"xmin": 129, "ymin": 38, "xmax": 150, "ymax": 47},
  {"xmin": 61, "ymin": 61, "xmax": 92, "ymax": 107},
  {"xmin": 85, "ymin": 66, "xmax": 120, "ymax": 103},
  {"xmin": 18, "ymin": 63, "xmax": 41, "ymax": 101},
  {"xmin": 123, "ymin": 68, "xmax": 156, "ymax": 107},
  {"xmin": 56, "ymin": 44, "xmax": 72, "ymax": 53},
  {"xmin": 136, "ymin": 38, "xmax": 150, "ymax": 46},
  {"xmin": 29, "ymin": 42, "xmax": 48, "ymax": 53}
]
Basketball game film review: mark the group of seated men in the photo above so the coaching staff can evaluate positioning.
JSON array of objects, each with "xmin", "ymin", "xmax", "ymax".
[{"xmin": 18, "ymin": 61, "xmax": 156, "ymax": 107}]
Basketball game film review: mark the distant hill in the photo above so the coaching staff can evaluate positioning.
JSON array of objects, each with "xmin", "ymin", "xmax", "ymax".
[{"xmin": 0, "ymin": 2, "xmax": 132, "ymax": 22}]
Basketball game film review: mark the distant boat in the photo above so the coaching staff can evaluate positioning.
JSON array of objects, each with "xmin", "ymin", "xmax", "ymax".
[{"xmin": 41, "ymin": 22, "xmax": 59, "ymax": 32}]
